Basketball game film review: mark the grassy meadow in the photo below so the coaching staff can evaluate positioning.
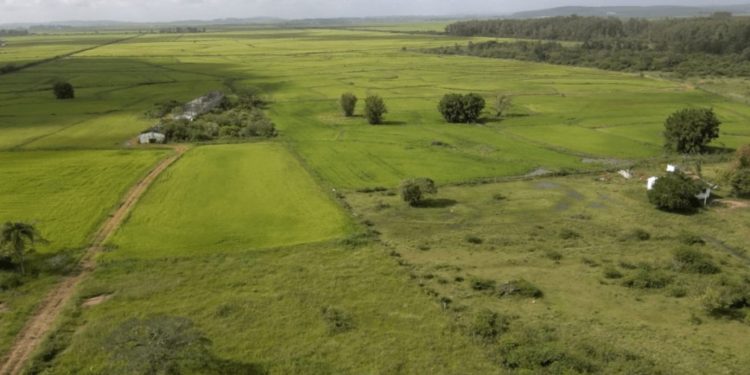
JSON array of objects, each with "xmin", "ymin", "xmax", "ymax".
[{"xmin": 0, "ymin": 25, "xmax": 749, "ymax": 374}]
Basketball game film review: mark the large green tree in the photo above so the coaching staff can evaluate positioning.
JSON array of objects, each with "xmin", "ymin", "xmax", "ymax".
[
  {"xmin": 647, "ymin": 172, "xmax": 701, "ymax": 212},
  {"xmin": 438, "ymin": 93, "xmax": 486, "ymax": 123},
  {"xmin": 663, "ymin": 108, "xmax": 721, "ymax": 154},
  {"xmin": 1, "ymin": 222, "xmax": 47, "ymax": 274}
]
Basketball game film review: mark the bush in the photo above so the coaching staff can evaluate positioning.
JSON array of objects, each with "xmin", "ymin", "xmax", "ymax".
[
  {"xmin": 625, "ymin": 228, "xmax": 651, "ymax": 241},
  {"xmin": 663, "ymin": 108, "xmax": 720, "ymax": 154},
  {"xmin": 400, "ymin": 178, "xmax": 437, "ymax": 206},
  {"xmin": 321, "ymin": 306, "xmax": 355, "ymax": 334},
  {"xmin": 470, "ymin": 277, "xmax": 495, "ymax": 291},
  {"xmin": 470, "ymin": 309, "xmax": 510, "ymax": 342},
  {"xmin": 678, "ymin": 232, "xmax": 705, "ymax": 245},
  {"xmin": 545, "ymin": 250, "xmax": 563, "ymax": 261},
  {"xmin": 559, "ymin": 229, "xmax": 580, "ymax": 240},
  {"xmin": 603, "ymin": 267, "xmax": 623, "ymax": 279},
  {"xmin": 53, "ymin": 82, "xmax": 74, "ymax": 100},
  {"xmin": 733, "ymin": 144, "xmax": 750, "ymax": 170},
  {"xmin": 672, "ymin": 247, "xmax": 721, "ymax": 274},
  {"xmin": 364, "ymin": 95, "xmax": 387, "ymax": 124},
  {"xmin": 340, "ymin": 93, "xmax": 357, "ymax": 117},
  {"xmin": 465, "ymin": 235, "xmax": 483, "ymax": 244},
  {"xmin": 701, "ymin": 284, "xmax": 750, "ymax": 318},
  {"xmin": 497, "ymin": 279, "xmax": 543, "ymax": 298},
  {"xmin": 647, "ymin": 172, "xmax": 701, "ymax": 212},
  {"xmin": 730, "ymin": 168, "xmax": 750, "ymax": 197},
  {"xmin": 146, "ymin": 99, "xmax": 181, "ymax": 118},
  {"xmin": 0, "ymin": 272, "xmax": 23, "ymax": 290},
  {"xmin": 438, "ymin": 93, "xmax": 486, "ymax": 123},
  {"xmin": 622, "ymin": 269, "xmax": 672, "ymax": 289}
]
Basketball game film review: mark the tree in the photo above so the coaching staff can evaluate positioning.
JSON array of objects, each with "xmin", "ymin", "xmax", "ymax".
[
  {"xmin": 733, "ymin": 144, "xmax": 750, "ymax": 170},
  {"xmin": 0, "ymin": 222, "xmax": 47, "ymax": 274},
  {"xmin": 400, "ymin": 178, "xmax": 438, "ymax": 206},
  {"xmin": 438, "ymin": 93, "xmax": 486, "ymax": 123},
  {"xmin": 461, "ymin": 93, "xmax": 485, "ymax": 123},
  {"xmin": 364, "ymin": 95, "xmax": 387, "ymax": 125},
  {"xmin": 663, "ymin": 108, "xmax": 721, "ymax": 154},
  {"xmin": 438, "ymin": 94, "xmax": 465, "ymax": 123},
  {"xmin": 340, "ymin": 93, "xmax": 358, "ymax": 117},
  {"xmin": 730, "ymin": 168, "xmax": 750, "ymax": 197},
  {"xmin": 493, "ymin": 94, "xmax": 512, "ymax": 118},
  {"xmin": 53, "ymin": 82, "xmax": 75, "ymax": 100},
  {"xmin": 647, "ymin": 172, "xmax": 701, "ymax": 212}
]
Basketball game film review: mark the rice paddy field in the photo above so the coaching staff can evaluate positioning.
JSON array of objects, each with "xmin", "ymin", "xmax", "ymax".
[{"xmin": 0, "ymin": 25, "xmax": 749, "ymax": 374}]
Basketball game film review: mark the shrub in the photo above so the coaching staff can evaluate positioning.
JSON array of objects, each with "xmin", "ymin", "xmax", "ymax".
[
  {"xmin": 603, "ymin": 267, "xmax": 623, "ymax": 279},
  {"xmin": 559, "ymin": 229, "xmax": 580, "ymax": 240},
  {"xmin": 364, "ymin": 95, "xmax": 387, "ymax": 124},
  {"xmin": 672, "ymin": 247, "xmax": 721, "ymax": 274},
  {"xmin": 465, "ymin": 235, "xmax": 483, "ymax": 244},
  {"xmin": 663, "ymin": 107, "xmax": 720, "ymax": 154},
  {"xmin": 470, "ymin": 277, "xmax": 495, "ymax": 291},
  {"xmin": 622, "ymin": 269, "xmax": 672, "ymax": 289},
  {"xmin": 0, "ymin": 272, "xmax": 23, "ymax": 290},
  {"xmin": 493, "ymin": 193, "xmax": 507, "ymax": 201},
  {"xmin": 647, "ymin": 172, "xmax": 701, "ymax": 212},
  {"xmin": 53, "ymin": 82, "xmax": 74, "ymax": 100},
  {"xmin": 545, "ymin": 250, "xmax": 563, "ymax": 261},
  {"xmin": 340, "ymin": 93, "xmax": 357, "ymax": 117},
  {"xmin": 626, "ymin": 228, "xmax": 651, "ymax": 241},
  {"xmin": 493, "ymin": 94, "xmax": 513, "ymax": 118},
  {"xmin": 470, "ymin": 309, "xmax": 510, "ymax": 342},
  {"xmin": 321, "ymin": 306, "xmax": 355, "ymax": 334},
  {"xmin": 730, "ymin": 168, "xmax": 750, "ymax": 197},
  {"xmin": 400, "ymin": 178, "xmax": 437, "ymax": 206},
  {"xmin": 497, "ymin": 279, "xmax": 543, "ymax": 298},
  {"xmin": 733, "ymin": 144, "xmax": 750, "ymax": 170},
  {"xmin": 701, "ymin": 284, "xmax": 750, "ymax": 318},
  {"xmin": 678, "ymin": 232, "xmax": 705, "ymax": 245}
]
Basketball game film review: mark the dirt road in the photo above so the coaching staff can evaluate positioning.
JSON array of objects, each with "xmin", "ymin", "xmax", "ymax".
[{"xmin": 0, "ymin": 145, "xmax": 188, "ymax": 375}]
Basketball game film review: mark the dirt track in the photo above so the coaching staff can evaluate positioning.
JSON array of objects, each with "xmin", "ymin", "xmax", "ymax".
[{"xmin": 0, "ymin": 145, "xmax": 188, "ymax": 375}]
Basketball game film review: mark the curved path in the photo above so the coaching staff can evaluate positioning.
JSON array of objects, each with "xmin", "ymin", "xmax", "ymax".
[{"xmin": 0, "ymin": 145, "xmax": 188, "ymax": 375}]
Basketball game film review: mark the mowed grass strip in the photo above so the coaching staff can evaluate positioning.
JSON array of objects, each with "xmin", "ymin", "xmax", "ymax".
[
  {"xmin": 0, "ymin": 149, "xmax": 167, "ymax": 253},
  {"xmin": 109, "ymin": 143, "xmax": 353, "ymax": 258}
]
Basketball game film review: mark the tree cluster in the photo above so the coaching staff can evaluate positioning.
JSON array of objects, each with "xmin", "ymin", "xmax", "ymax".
[
  {"xmin": 158, "ymin": 27, "xmax": 206, "ymax": 34},
  {"xmin": 438, "ymin": 93, "xmax": 486, "ymax": 123},
  {"xmin": 339, "ymin": 93, "xmax": 387, "ymax": 124},
  {"xmin": 0, "ymin": 29, "xmax": 29, "ymax": 36}
]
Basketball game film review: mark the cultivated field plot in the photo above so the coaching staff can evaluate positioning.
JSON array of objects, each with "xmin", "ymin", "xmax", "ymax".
[
  {"xmin": 0, "ymin": 149, "xmax": 166, "ymax": 253},
  {"xmin": 34, "ymin": 243, "xmax": 498, "ymax": 374},
  {"xmin": 109, "ymin": 143, "xmax": 353, "ymax": 258},
  {"xmin": 346, "ymin": 171, "xmax": 750, "ymax": 374}
]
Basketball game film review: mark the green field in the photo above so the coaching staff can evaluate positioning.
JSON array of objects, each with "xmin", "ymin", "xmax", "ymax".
[
  {"xmin": 1, "ymin": 26, "xmax": 749, "ymax": 374},
  {"xmin": 109, "ymin": 143, "xmax": 353, "ymax": 258}
]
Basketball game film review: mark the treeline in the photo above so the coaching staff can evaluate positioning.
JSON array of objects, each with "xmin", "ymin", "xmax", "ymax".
[
  {"xmin": 0, "ymin": 29, "xmax": 29, "ymax": 36},
  {"xmin": 427, "ymin": 41, "xmax": 750, "ymax": 76},
  {"xmin": 445, "ymin": 14, "xmax": 750, "ymax": 55},
  {"xmin": 158, "ymin": 27, "xmax": 206, "ymax": 34}
]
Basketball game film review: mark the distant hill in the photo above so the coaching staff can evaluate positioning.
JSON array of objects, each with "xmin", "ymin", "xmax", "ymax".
[{"xmin": 510, "ymin": 4, "xmax": 750, "ymax": 19}]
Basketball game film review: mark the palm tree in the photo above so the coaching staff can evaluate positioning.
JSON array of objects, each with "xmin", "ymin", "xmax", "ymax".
[{"xmin": 0, "ymin": 222, "xmax": 47, "ymax": 274}]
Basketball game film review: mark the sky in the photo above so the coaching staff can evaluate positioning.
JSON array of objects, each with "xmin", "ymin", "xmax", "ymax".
[{"xmin": 0, "ymin": 0, "xmax": 734, "ymax": 24}]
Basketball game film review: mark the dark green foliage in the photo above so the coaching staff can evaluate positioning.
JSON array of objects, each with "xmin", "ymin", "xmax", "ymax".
[
  {"xmin": 1, "ymin": 222, "xmax": 47, "ymax": 274},
  {"xmin": 603, "ymin": 267, "xmax": 623, "ymax": 279},
  {"xmin": 53, "ymin": 82, "xmax": 74, "ymax": 100},
  {"xmin": 105, "ymin": 315, "xmax": 262, "ymax": 375},
  {"xmin": 470, "ymin": 278, "xmax": 495, "ymax": 291},
  {"xmin": 465, "ymin": 235, "xmax": 483, "ymax": 244},
  {"xmin": 438, "ymin": 93, "xmax": 486, "ymax": 123},
  {"xmin": 678, "ymin": 232, "xmax": 705, "ymax": 245},
  {"xmin": 364, "ymin": 95, "xmax": 387, "ymax": 124},
  {"xmin": 469, "ymin": 309, "xmax": 510, "ymax": 342},
  {"xmin": 163, "ymin": 108, "xmax": 276, "ymax": 142},
  {"xmin": 559, "ymin": 229, "xmax": 580, "ymax": 240},
  {"xmin": 340, "ymin": 92, "xmax": 358, "ymax": 117},
  {"xmin": 663, "ymin": 108, "xmax": 720, "ymax": 154},
  {"xmin": 497, "ymin": 279, "xmax": 543, "ymax": 298},
  {"xmin": 701, "ymin": 282, "xmax": 750, "ymax": 318},
  {"xmin": 0, "ymin": 271, "xmax": 23, "ymax": 290},
  {"xmin": 400, "ymin": 178, "xmax": 437, "ymax": 206},
  {"xmin": 730, "ymin": 168, "xmax": 750, "ymax": 197},
  {"xmin": 622, "ymin": 269, "xmax": 672, "ymax": 289},
  {"xmin": 321, "ymin": 306, "xmax": 355, "ymax": 334},
  {"xmin": 672, "ymin": 248, "xmax": 721, "ymax": 274},
  {"xmin": 545, "ymin": 250, "xmax": 563, "ymax": 261},
  {"xmin": 647, "ymin": 172, "xmax": 701, "ymax": 212},
  {"xmin": 146, "ymin": 100, "xmax": 181, "ymax": 118}
]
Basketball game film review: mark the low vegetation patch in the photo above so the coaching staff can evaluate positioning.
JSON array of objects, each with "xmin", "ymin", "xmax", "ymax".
[
  {"xmin": 469, "ymin": 309, "xmax": 511, "ymax": 343},
  {"xmin": 497, "ymin": 279, "xmax": 543, "ymax": 298},
  {"xmin": 321, "ymin": 306, "xmax": 355, "ymax": 334},
  {"xmin": 622, "ymin": 268, "xmax": 672, "ymax": 289},
  {"xmin": 672, "ymin": 247, "xmax": 721, "ymax": 274}
]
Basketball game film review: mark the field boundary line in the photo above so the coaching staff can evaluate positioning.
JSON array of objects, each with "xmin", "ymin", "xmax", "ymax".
[{"xmin": 0, "ymin": 144, "xmax": 189, "ymax": 375}]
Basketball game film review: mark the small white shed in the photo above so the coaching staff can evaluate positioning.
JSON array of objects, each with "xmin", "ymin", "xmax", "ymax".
[
  {"xmin": 139, "ymin": 132, "xmax": 166, "ymax": 144},
  {"xmin": 646, "ymin": 176, "xmax": 659, "ymax": 190}
]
